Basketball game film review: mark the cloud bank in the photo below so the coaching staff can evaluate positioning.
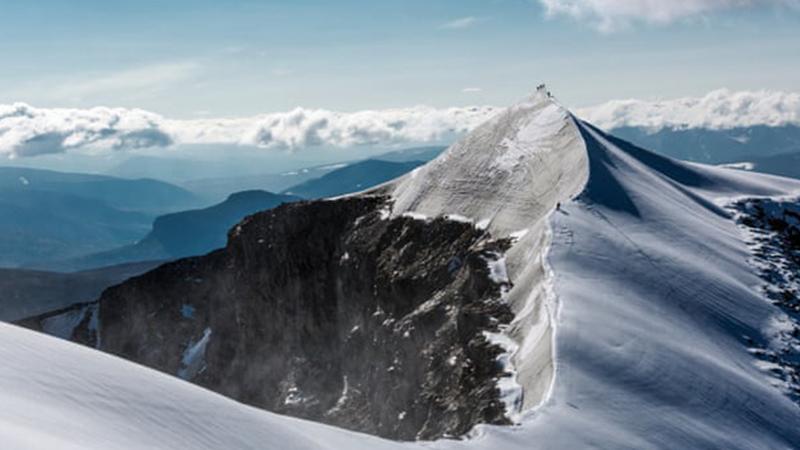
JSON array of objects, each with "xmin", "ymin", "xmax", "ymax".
[
  {"xmin": 4, "ymin": 89, "xmax": 798, "ymax": 158},
  {"xmin": 171, "ymin": 106, "xmax": 499, "ymax": 149},
  {"xmin": 539, "ymin": 0, "xmax": 798, "ymax": 31},
  {"xmin": 0, "ymin": 103, "xmax": 498, "ymax": 158},
  {"xmin": 576, "ymin": 89, "xmax": 800, "ymax": 131},
  {"xmin": 0, "ymin": 103, "xmax": 173, "ymax": 158}
]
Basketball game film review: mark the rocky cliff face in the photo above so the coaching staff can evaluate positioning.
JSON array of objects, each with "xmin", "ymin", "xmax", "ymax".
[{"xmin": 23, "ymin": 195, "xmax": 517, "ymax": 440}]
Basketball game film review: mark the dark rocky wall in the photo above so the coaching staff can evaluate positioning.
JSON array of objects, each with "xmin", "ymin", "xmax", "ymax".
[{"xmin": 22, "ymin": 195, "xmax": 517, "ymax": 441}]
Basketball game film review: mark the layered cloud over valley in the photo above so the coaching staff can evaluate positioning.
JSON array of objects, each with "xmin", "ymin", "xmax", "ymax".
[
  {"xmin": 0, "ymin": 103, "xmax": 173, "ymax": 158},
  {"xmin": 0, "ymin": 104, "xmax": 498, "ymax": 158},
  {"xmin": 576, "ymin": 89, "xmax": 800, "ymax": 131},
  {"xmin": 2, "ymin": 89, "xmax": 799, "ymax": 158},
  {"xmin": 170, "ymin": 106, "xmax": 498, "ymax": 150}
]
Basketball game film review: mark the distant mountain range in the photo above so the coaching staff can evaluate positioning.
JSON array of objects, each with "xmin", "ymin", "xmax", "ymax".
[
  {"xmin": 609, "ymin": 124, "xmax": 800, "ymax": 165},
  {"xmin": 0, "ymin": 167, "xmax": 203, "ymax": 268},
  {"xmin": 717, "ymin": 151, "xmax": 800, "ymax": 180},
  {"xmin": 0, "ymin": 166, "xmax": 200, "ymax": 214},
  {"xmin": 39, "ymin": 190, "xmax": 299, "ymax": 272},
  {"xmin": 0, "ymin": 189, "xmax": 151, "ymax": 267},
  {"xmin": 0, "ymin": 261, "xmax": 160, "ymax": 322},
  {"xmin": 10, "ymin": 149, "xmax": 439, "ymax": 271},
  {"xmin": 42, "ymin": 157, "xmax": 429, "ymax": 271}
]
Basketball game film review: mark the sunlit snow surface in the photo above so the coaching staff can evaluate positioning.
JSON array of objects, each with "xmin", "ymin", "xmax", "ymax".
[
  {"xmin": 523, "ymin": 122, "xmax": 800, "ymax": 448},
  {"xmin": 4, "ymin": 92, "xmax": 800, "ymax": 449},
  {"xmin": 0, "ymin": 322, "xmax": 405, "ymax": 450}
]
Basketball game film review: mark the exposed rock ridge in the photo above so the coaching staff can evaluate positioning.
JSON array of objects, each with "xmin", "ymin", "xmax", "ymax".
[
  {"xmin": 729, "ymin": 197, "xmax": 800, "ymax": 403},
  {"xmin": 23, "ymin": 195, "xmax": 519, "ymax": 440}
]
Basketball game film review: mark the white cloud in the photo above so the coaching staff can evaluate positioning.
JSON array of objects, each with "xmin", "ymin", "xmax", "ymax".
[
  {"xmin": 6, "ymin": 88, "xmax": 797, "ymax": 158},
  {"xmin": 440, "ymin": 17, "xmax": 479, "ymax": 29},
  {"xmin": 539, "ymin": 0, "xmax": 799, "ymax": 31},
  {"xmin": 171, "ymin": 106, "xmax": 500, "ymax": 150},
  {"xmin": 0, "ymin": 103, "xmax": 499, "ymax": 158},
  {"xmin": 462, "ymin": 87, "xmax": 483, "ymax": 93},
  {"xmin": 0, "ymin": 103, "xmax": 173, "ymax": 158},
  {"xmin": 576, "ymin": 89, "xmax": 800, "ymax": 131}
]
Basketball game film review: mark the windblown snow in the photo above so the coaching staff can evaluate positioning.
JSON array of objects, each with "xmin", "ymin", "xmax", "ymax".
[
  {"xmin": 177, "ymin": 327, "xmax": 212, "ymax": 380},
  {"xmin": 4, "ymin": 91, "xmax": 800, "ymax": 449}
]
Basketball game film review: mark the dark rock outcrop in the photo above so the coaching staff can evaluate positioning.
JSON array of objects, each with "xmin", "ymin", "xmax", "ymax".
[
  {"xmin": 23, "ymin": 195, "xmax": 516, "ymax": 441},
  {"xmin": 730, "ymin": 197, "xmax": 800, "ymax": 403}
]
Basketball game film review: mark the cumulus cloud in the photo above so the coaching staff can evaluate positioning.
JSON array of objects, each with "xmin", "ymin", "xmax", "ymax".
[
  {"xmin": 171, "ymin": 106, "xmax": 499, "ymax": 149},
  {"xmin": 6, "ymin": 89, "xmax": 797, "ymax": 158},
  {"xmin": 0, "ymin": 103, "xmax": 173, "ymax": 158},
  {"xmin": 0, "ymin": 103, "xmax": 499, "ymax": 158},
  {"xmin": 539, "ymin": 0, "xmax": 798, "ymax": 31},
  {"xmin": 576, "ymin": 89, "xmax": 800, "ymax": 131}
]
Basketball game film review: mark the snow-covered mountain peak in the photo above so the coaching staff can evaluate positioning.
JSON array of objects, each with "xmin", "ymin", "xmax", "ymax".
[
  {"xmin": 384, "ymin": 91, "xmax": 593, "ymax": 419},
  {"xmin": 388, "ymin": 90, "xmax": 587, "ymax": 237}
]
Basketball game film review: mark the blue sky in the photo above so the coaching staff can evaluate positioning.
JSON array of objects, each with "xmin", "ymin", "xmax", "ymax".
[{"xmin": 1, "ymin": 0, "xmax": 799, "ymax": 117}]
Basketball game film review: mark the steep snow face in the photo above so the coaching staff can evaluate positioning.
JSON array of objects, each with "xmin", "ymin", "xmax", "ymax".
[
  {"xmin": 387, "ymin": 91, "xmax": 589, "ymax": 411},
  {"xmin": 390, "ymin": 92, "xmax": 587, "ymax": 237}
]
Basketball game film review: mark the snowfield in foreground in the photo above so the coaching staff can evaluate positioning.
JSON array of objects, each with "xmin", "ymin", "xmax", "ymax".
[
  {"xmin": 0, "ymin": 321, "xmax": 404, "ymax": 450},
  {"xmin": 3, "ymin": 91, "xmax": 800, "ymax": 449}
]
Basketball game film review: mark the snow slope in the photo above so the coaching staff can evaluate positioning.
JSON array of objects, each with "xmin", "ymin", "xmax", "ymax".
[
  {"xmin": 511, "ymin": 121, "xmax": 800, "ymax": 448},
  {"xmin": 389, "ymin": 92, "xmax": 800, "ymax": 448},
  {"xmin": 4, "ymin": 91, "xmax": 800, "ymax": 449},
  {"xmin": 0, "ymin": 321, "xmax": 406, "ymax": 450},
  {"xmin": 392, "ymin": 92, "xmax": 800, "ymax": 448}
]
